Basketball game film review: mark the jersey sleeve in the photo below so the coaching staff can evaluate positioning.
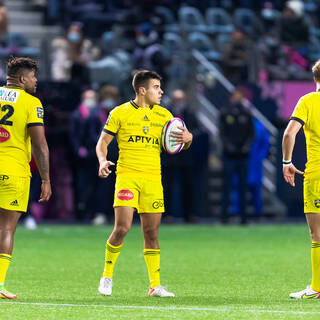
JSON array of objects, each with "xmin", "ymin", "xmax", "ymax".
[
  {"xmin": 103, "ymin": 107, "xmax": 120, "ymax": 136},
  {"xmin": 27, "ymin": 98, "xmax": 44, "ymax": 127},
  {"xmin": 290, "ymin": 97, "xmax": 307, "ymax": 126}
]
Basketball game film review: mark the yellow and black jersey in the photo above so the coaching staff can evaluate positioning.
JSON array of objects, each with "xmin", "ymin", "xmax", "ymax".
[
  {"xmin": 291, "ymin": 91, "xmax": 320, "ymax": 177},
  {"xmin": 0, "ymin": 86, "xmax": 44, "ymax": 177},
  {"xmin": 103, "ymin": 100, "xmax": 173, "ymax": 176}
]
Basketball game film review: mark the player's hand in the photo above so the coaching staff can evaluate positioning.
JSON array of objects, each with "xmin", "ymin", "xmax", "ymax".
[
  {"xmin": 39, "ymin": 180, "xmax": 52, "ymax": 202},
  {"xmin": 170, "ymin": 126, "xmax": 193, "ymax": 146},
  {"xmin": 98, "ymin": 160, "xmax": 115, "ymax": 178},
  {"xmin": 283, "ymin": 163, "xmax": 304, "ymax": 187}
]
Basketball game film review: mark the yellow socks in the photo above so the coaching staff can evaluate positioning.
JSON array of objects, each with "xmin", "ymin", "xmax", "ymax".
[
  {"xmin": 0, "ymin": 254, "xmax": 12, "ymax": 285},
  {"xmin": 311, "ymin": 242, "xmax": 320, "ymax": 292},
  {"xmin": 102, "ymin": 242, "xmax": 123, "ymax": 278},
  {"xmin": 144, "ymin": 249, "xmax": 160, "ymax": 288}
]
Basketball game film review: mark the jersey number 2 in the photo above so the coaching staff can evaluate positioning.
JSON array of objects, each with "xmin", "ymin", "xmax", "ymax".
[{"xmin": 0, "ymin": 104, "xmax": 14, "ymax": 126}]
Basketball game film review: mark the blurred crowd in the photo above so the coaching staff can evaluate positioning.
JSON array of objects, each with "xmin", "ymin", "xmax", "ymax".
[
  {"xmin": 0, "ymin": 0, "xmax": 318, "ymax": 85},
  {"xmin": 1, "ymin": 0, "xmax": 314, "ymax": 224}
]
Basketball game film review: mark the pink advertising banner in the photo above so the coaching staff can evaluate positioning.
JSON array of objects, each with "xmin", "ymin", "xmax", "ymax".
[{"xmin": 280, "ymin": 82, "xmax": 315, "ymax": 120}]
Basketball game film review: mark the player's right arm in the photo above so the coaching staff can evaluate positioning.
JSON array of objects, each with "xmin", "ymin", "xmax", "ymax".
[
  {"xmin": 282, "ymin": 119, "xmax": 304, "ymax": 187},
  {"xmin": 28, "ymin": 126, "xmax": 52, "ymax": 202},
  {"xmin": 96, "ymin": 131, "xmax": 115, "ymax": 178}
]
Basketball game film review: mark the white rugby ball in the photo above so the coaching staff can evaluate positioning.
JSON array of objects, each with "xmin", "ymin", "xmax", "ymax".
[{"xmin": 162, "ymin": 117, "xmax": 185, "ymax": 154}]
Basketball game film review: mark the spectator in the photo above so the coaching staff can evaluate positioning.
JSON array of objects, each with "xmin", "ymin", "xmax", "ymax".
[
  {"xmin": 90, "ymin": 85, "xmax": 120, "ymax": 225},
  {"xmin": 51, "ymin": 22, "xmax": 100, "ymax": 83},
  {"xmin": 219, "ymin": 87, "xmax": 255, "ymax": 224},
  {"xmin": 132, "ymin": 22, "xmax": 169, "ymax": 83},
  {"xmin": 280, "ymin": 0, "xmax": 310, "ymax": 48},
  {"xmin": 221, "ymin": 29, "xmax": 260, "ymax": 83},
  {"xmin": 162, "ymin": 89, "xmax": 208, "ymax": 222},
  {"xmin": 260, "ymin": 1, "xmax": 280, "ymax": 34},
  {"xmin": 69, "ymin": 89, "xmax": 99, "ymax": 221},
  {"xmin": 259, "ymin": 32, "xmax": 310, "ymax": 81},
  {"xmin": 0, "ymin": 2, "xmax": 7, "ymax": 45},
  {"xmin": 248, "ymin": 119, "xmax": 270, "ymax": 218}
]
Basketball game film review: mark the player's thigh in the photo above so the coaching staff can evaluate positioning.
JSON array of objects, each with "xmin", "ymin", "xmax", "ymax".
[
  {"xmin": 304, "ymin": 178, "xmax": 320, "ymax": 213},
  {"xmin": 114, "ymin": 206, "xmax": 134, "ymax": 230},
  {"xmin": 138, "ymin": 177, "xmax": 164, "ymax": 214},
  {"xmin": 114, "ymin": 175, "xmax": 139, "ymax": 211},
  {"xmin": 304, "ymin": 178, "xmax": 320, "ymax": 241},
  {"xmin": 0, "ymin": 207, "xmax": 21, "ymax": 231},
  {"xmin": 0, "ymin": 175, "xmax": 30, "ymax": 213}
]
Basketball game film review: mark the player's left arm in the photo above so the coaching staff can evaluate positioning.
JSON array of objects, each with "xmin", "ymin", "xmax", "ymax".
[
  {"xmin": 28, "ymin": 125, "xmax": 52, "ymax": 202},
  {"xmin": 171, "ymin": 126, "xmax": 193, "ymax": 150},
  {"xmin": 282, "ymin": 119, "xmax": 304, "ymax": 187}
]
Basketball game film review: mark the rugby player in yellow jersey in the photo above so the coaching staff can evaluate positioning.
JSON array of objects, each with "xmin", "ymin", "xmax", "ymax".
[
  {"xmin": 282, "ymin": 59, "xmax": 320, "ymax": 299},
  {"xmin": 96, "ymin": 70, "xmax": 193, "ymax": 297},
  {"xmin": 0, "ymin": 57, "xmax": 51, "ymax": 299}
]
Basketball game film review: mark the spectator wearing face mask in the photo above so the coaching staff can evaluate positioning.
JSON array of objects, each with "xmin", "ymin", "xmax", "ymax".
[
  {"xmin": 260, "ymin": 1, "xmax": 281, "ymax": 34},
  {"xmin": 89, "ymin": 85, "xmax": 120, "ymax": 225},
  {"xmin": 162, "ymin": 89, "xmax": 209, "ymax": 222},
  {"xmin": 69, "ymin": 89, "xmax": 99, "ymax": 221},
  {"xmin": 51, "ymin": 21, "xmax": 100, "ymax": 83}
]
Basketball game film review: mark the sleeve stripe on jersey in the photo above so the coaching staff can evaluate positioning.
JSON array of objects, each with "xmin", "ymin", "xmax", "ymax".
[
  {"xmin": 103, "ymin": 129, "xmax": 116, "ymax": 136},
  {"xmin": 27, "ymin": 123, "xmax": 44, "ymax": 128},
  {"xmin": 290, "ymin": 117, "xmax": 305, "ymax": 126}
]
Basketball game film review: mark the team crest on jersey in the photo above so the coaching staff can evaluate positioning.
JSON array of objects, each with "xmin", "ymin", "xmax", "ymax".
[
  {"xmin": 0, "ymin": 89, "xmax": 20, "ymax": 103},
  {"xmin": 0, "ymin": 127, "xmax": 10, "ymax": 142},
  {"xmin": 315, "ymin": 200, "xmax": 320, "ymax": 208},
  {"xmin": 143, "ymin": 126, "xmax": 149, "ymax": 134},
  {"xmin": 37, "ymin": 107, "xmax": 44, "ymax": 119}
]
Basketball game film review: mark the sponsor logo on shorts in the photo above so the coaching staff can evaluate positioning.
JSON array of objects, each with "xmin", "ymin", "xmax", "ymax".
[
  {"xmin": 0, "ymin": 127, "xmax": 10, "ymax": 142},
  {"xmin": 0, "ymin": 175, "xmax": 9, "ymax": 180},
  {"xmin": 10, "ymin": 199, "xmax": 19, "ymax": 206},
  {"xmin": 117, "ymin": 189, "xmax": 134, "ymax": 201},
  {"xmin": 152, "ymin": 199, "xmax": 164, "ymax": 209},
  {"xmin": 315, "ymin": 200, "xmax": 320, "ymax": 208}
]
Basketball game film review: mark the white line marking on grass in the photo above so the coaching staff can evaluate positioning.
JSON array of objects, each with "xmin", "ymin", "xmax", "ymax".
[{"xmin": 1, "ymin": 302, "xmax": 320, "ymax": 315}]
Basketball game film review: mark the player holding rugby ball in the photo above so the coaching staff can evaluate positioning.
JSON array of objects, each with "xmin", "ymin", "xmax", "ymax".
[{"xmin": 96, "ymin": 70, "xmax": 192, "ymax": 297}]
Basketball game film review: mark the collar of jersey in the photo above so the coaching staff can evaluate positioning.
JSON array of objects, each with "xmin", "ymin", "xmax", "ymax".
[
  {"xmin": 4, "ymin": 85, "xmax": 24, "ymax": 90},
  {"xmin": 130, "ymin": 100, "xmax": 154, "ymax": 110}
]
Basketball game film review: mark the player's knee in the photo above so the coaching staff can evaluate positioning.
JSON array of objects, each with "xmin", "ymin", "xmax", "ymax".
[
  {"xmin": 310, "ymin": 230, "xmax": 320, "ymax": 242},
  {"xmin": 113, "ymin": 225, "xmax": 130, "ymax": 240},
  {"xmin": 0, "ymin": 225, "xmax": 15, "ymax": 233},
  {"xmin": 143, "ymin": 227, "xmax": 158, "ymax": 241}
]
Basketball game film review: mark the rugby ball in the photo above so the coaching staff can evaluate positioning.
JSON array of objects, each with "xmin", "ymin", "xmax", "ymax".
[{"xmin": 162, "ymin": 117, "xmax": 185, "ymax": 154}]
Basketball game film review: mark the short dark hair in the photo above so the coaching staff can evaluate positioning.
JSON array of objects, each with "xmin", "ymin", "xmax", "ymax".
[
  {"xmin": 7, "ymin": 57, "xmax": 38, "ymax": 78},
  {"xmin": 132, "ymin": 70, "xmax": 162, "ymax": 94},
  {"xmin": 312, "ymin": 60, "xmax": 320, "ymax": 82}
]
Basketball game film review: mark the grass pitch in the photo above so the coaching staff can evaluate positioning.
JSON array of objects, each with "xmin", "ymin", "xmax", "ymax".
[{"xmin": 1, "ymin": 223, "xmax": 320, "ymax": 319}]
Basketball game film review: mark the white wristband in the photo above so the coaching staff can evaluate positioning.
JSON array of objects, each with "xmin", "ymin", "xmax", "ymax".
[{"xmin": 282, "ymin": 159, "xmax": 292, "ymax": 166}]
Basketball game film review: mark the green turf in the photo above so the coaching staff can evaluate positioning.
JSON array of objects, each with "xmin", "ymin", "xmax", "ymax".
[{"xmin": 1, "ymin": 224, "xmax": 320, "ymax": 319}]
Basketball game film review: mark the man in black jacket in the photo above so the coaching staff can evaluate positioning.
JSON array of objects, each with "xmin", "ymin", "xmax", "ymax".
[{"xmin": 219, "ymin": 87, "xmax": 254, "ymax": 224}]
